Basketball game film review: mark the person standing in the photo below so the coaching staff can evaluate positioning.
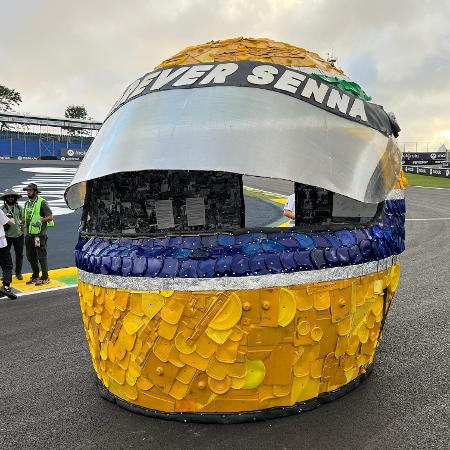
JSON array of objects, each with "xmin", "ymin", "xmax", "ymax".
[
  {"xmin": 23, "ymin": 183, "xmax": 54, "ymax": 285},
  {"xmin": 283, "ymin": 193, "xmax": 296, "ymax": 227},
  {"xmin": 1, "ymin": 189, "xmax": 25, "ymax": 280},
  {"xmin": 0, "ymin": 208, "xmax": 17, "ymax": 299}
]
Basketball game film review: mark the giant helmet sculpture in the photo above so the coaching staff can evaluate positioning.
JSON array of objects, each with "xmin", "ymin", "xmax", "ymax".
[{"xmin": 65, "ymin": 38, "xmax": 406, "ymax": 422}]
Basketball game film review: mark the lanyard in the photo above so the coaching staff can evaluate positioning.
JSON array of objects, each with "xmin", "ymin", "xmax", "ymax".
[
  {"xmin": 27, "ymin": 199, "xmax": 37, "ymax": 224},
  {"xmin": 5, "ymin": 204, "xmax": 17, "ymax": 219}
]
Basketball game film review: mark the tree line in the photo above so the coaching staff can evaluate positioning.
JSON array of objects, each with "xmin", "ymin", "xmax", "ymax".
[{"xmin": 0, "ymin": 83, "xmax": 90, "ymax": 120}]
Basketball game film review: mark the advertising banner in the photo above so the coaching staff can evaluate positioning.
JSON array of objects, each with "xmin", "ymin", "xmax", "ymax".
[
  {"xmin": 403, "ymin": 165, "xmax": 450, "ymax": 178},
  {"xmin": 402, "ymin": 152, "xmax": 447, "ymax": 165},
  {"xmin": 60, "ymin": 148, "xmax": 87, "ymax": 161}
]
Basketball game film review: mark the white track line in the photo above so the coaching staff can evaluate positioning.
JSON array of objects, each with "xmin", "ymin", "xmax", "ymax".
[
  {"xmin": 14, "ymin": 284, "xmax": 77, "ymax": 298},
  {"xmin": 410, "ymin": 186, "xmax": 450, "ymax": 190},
  {"xmin": 406, "ymin": 217, "xmax": 450, "ymax": 221}
]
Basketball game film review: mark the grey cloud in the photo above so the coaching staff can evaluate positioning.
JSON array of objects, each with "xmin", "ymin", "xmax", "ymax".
[{"xmin": 1, "ymin": 0, "xmax": 449, "ymax": 144}]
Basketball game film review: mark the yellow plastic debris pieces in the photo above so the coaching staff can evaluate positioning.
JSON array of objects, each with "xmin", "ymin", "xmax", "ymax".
[
  {"xmin": 298, "ymin": 318, "xmax": 312, "ymax": 336},
  {"xmin": 242, "ymin": 359, "xmax": 266, "ymax": 389},
  {"xmin": 294, "ymin": 288, "xmax": 313, "ymax": 311},
  {"xmin": 195, "ymin": 333, "xmax": 217, "ymax": 358},
  {"xmin": 291, "ymin": 375, "xmax": 309, "ymax": 403},
  {"xmin": 153, "ymin": 337, "xmax": 174, "ymax": 362},
  {"xmin": 314, "ymin": 291, "xmax": 331, "ymax": 310},
  {"xmin": 206, "ymin": 327, "xmax": 233, "ymax": 344},
  {"xmin": 84, "ymin": 284, "xmax": 94, "ymax": 307},
  {"xmin": 175, "ymin": 332, "xmax": 197, "ymax": 355},
  {"xmin": 141, "ymin": 292, "xmax": 164, "ymax": 319},
  {"xmin": 337, "ymin": 315, "xmax": 352, "ymax": 336},
  {"xmin": 373, "ymin": 280, "xmax": 384, "ymax": 296},
  {"xmin": 208, "ymin": 376, "xmax": 232, "ymax": 395},
  {"xmin": 100, "ymin": 343, "xmax": 108, "ymax": 361},
  {"xmin": 169, "ymin": 380, "xmax": 191, "ymax": 400},
  {"xmin": 310, "ymin": 326, "xmax": 323, "ymax": 342},
  {"xmin": 158, "ymin": 320, "xmax": 178, "ymax": 340},
  {"xmin": 176, "ymin": 365, "xmax": 197, "ymax": 385},
  {"xmin": 216, "ymin": 339, "xmax": 240, "ymax": 363},
  {"xmin": 179, "ymin": 350, "xmax": 209, "ymax": 371},
  {"xmin": 278, "ymin": 288, "xmax": 296, "ymax": 327},
  {"xmin": 231, "ymin": 376, "xmax": 246, "ymax": 390},
  {"xmin": 77, "ymin": 261, "xmax": 400, "ymax": 414},
  {"xmin": 136, "ymin": 376, "xmax": 153, "ymax": 391},
  {"xmin": 294, "ymin": 357, "xmax": 310, "ymax": 378},
  {"xmin": 188, "ymin": 373, "xmax": 216, "ymax": 407},
  {"xmin": 394, "ymin": 169, "xmax": 408, "ymax": 189},
  {"xmin": 346, "ymin": 335, "xmax": 360, "ymax": 356},
  {"xmin": 259, "ymin": 288, "xmax": 280, "ymax": 327},
  {"xmin": 357, "ymin": 325, "xmax": 370, "ymax": 344},
  {"xmin": 206, "ymin": 357, "xmax": 229, "ymax": 381},
  {"xmin": 168, "ymin": 346, "xmax": 185, "ymax": 368},
  {"xmin": 114, "ymin": 290, "xmax": 129, "ymax": 311},
  {"xmin": 122, "ymin": 312, "xmax": 144, "ymax": 335},
  {"xmin": 389, "ymin": 264, "xmax": 401, "ymax": 292},
  {"xmin": 366, "ymin": 312, "xmax": 376, "ymax": 329},
  {"xmin": 110, "ymin": 364, "xmax": 126, "ymax": 385},
  {"xmin": 161, "ymin": 299, "xmax": 185, "ymax": 325},
  {"xmin": 229, "ymin": 327, "xmax": 244, "ymax": 342},
  {"xmin": 209, "ymin": 292, "xmax": 242, "ymax": 331},
  {"xmin": 310, "ymin": 359, "xmax": 324, "ymax": 379},
  {"xmin": 160, "ymin": 290, "xmax": 174, "ymax": 298},
  {"xmin": 157, "ymin": 37, "xmax": 345, "ymax": 77},
  {"xmin": 128, "ymin": 360, "xmax": 143, "ymax": 379}
]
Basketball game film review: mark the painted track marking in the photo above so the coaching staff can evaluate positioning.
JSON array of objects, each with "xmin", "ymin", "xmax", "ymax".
[{"xmin": 406, "ymin": 217, "xmax": 450, "ymax": 221}]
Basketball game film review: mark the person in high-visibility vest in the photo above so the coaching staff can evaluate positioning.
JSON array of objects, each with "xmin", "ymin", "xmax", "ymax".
[{"xmin": 23, "ymin": 183, "xmax": 54, "ymax": 285}]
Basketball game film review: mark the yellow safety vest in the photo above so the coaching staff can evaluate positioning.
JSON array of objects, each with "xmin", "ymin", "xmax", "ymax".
[{"xmin": 24, "ymin": 196, "xmax": 55, "ymax": 235}]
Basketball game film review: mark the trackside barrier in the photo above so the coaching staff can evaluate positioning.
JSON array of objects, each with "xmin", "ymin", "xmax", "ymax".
[
  {"xmin": 403, "ymin": 165, "xmax": 450, "ymax": 178},
  {"xmin": 402, "ymin": 151, "xmax": 447, "ymax": 166}
]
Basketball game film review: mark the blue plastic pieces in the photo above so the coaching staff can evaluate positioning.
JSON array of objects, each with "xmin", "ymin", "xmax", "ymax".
[{"xmin": 76, "ymin": 198, "xmax": 406, "ymax": 279}]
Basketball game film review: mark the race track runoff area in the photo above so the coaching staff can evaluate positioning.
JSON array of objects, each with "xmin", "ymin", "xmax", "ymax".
[{"xmin": 0, "ymin": 184, "xmax": 448, "ymax": 449}]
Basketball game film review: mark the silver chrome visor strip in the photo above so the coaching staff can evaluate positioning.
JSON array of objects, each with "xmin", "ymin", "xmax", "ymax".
[
  {"xmin": 77, "ymin": 255, "xmax": 399, "ymax": 291},
  {"xmin": 65, "ymin": 87, "xmax": 401, "ymax": 209},
  {"xmin": 386, "ymin": 189, "xmax": 405, "ymax": 200}
]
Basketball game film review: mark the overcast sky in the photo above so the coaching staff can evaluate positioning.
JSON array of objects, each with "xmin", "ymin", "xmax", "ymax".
[{"xmin": 1, "ymin": 0, "xmax": 449, "ymax": 148}]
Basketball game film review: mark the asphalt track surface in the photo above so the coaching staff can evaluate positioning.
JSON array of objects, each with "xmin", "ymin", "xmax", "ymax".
[{"xmin": 1, "ymin": 182, "xmax": 449, "ymax": 448}]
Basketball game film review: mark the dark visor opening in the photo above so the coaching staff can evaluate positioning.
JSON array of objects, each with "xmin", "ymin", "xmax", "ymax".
[{"xmin": 79, "ymin": 170, "xmax": 383, "ymax": 239}]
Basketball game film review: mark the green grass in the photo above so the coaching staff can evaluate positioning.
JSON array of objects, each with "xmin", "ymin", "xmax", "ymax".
[
  {"xmin": 55, "ymin": 275, "xmax": 78, "ymax": 285},
  {"xmin": 405, "ymin": 173, "xmax": 450, "ymax": 188}
]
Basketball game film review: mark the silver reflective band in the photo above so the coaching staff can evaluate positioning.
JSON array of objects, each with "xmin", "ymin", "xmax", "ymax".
[
  {"xmin": 77, "ymin": 255, "xmax": 399, "ymax": 292},
  {"xmin": 65, "ymin": 87, "xmax": 401, "ymax": 209},
  {"xmin": 386, "ymin": 189, "xmax": 405, "ymax": 200}
]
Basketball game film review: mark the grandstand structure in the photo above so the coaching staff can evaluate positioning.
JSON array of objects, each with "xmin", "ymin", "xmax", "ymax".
[
  {"xmin": 0, "ymin": 111, "xmax": 101, "ymax": 159},
  {"xmin": 1, "ymin": 110, "xmax": 447, "ymax": 161},
  {"xmin": 399, "ymin": 140, "xmax": 448, "ymax": 153}
]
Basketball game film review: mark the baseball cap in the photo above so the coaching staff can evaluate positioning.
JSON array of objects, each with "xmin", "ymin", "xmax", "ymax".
[{"xmin": 23, "ymin": 183, "xmax": 41, "ymax": 193}]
